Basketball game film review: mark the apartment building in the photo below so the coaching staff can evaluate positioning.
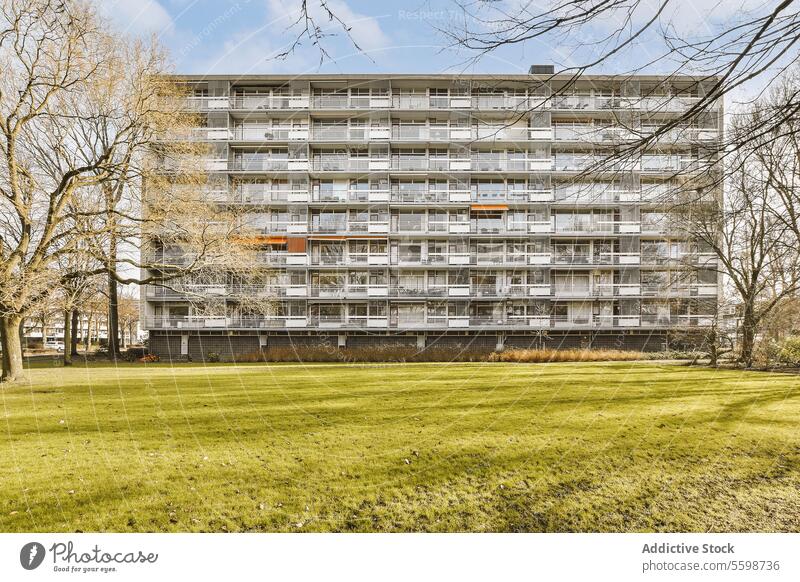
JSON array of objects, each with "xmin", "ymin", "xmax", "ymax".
[
  {"xmin": 23, "ymin": 314, "xmax": 109, "ymax": 348},
  {"xmin": 144, "ymin": 69, "xmax": 722, "ymax": 360}
]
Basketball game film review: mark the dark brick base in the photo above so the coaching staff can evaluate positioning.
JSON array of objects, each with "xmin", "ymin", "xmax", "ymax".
[{"xmin": 148, "ymin": 329, "xmax": 702, "ymax": 362}]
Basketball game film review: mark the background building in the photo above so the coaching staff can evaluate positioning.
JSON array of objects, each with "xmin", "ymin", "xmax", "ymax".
[{"xmin": 144, "ymin": 70, "xmax": 722, "ymax": 360}]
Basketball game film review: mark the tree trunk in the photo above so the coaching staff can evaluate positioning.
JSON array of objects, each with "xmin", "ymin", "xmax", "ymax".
[
  {"xmin": 71, "ymin": 310, "xmax": 79, "ymax": 356},
  {"xmin": 41, "ymin": 317, "xmax": 48, "ymax": 349},
  {"xmin": 106, "ymin": 183, "xmax": 121, "ymax": 358},
  {"xmin": 707, "ymin": 325, "xmax": 718, "ymax": 367},
  {"xmin": 63, "ymin": 310, "xmax": 72, "ymax": 367},
  {"xmin": 740, "ymin": 306, "xmax": 756, "ymax": 368},
  {"xmin": 1, "ymin": 315, "xmax": 25, "ymax": 382},
  {"xmin": 108, "ymin": 273, "xmax": 120, "ymax": 357},
  {"xmin": 84, "ymin": 313, "xmax": 91, "ymax": 352}
]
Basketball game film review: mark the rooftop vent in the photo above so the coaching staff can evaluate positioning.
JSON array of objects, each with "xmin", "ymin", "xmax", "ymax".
[{"xmin": 529, "ymin": 65, "xmax": 555, "ymax": 75}]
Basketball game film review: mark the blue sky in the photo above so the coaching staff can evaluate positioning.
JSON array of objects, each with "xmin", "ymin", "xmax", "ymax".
[
  {"xmin": 95, "ymin": 0, "xmax": 775, "ymax": 108},
  {"xmin": 96, "ymin": 0, "xmax": 763, "ymax": 76}
]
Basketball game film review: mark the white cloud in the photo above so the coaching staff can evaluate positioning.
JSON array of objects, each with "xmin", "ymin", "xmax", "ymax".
[{"xmin": 96, "ymin": 0, "xmax": 174, "ymax": 36}]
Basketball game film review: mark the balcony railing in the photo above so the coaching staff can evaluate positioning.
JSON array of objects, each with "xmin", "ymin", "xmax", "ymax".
[
  {"xmin": 233, "ymin": 188, "xmax": 309, "ymax": 203},
  {"xmin": 230, "ymin": 95, "xmax": 310, "ymax": 110},
  {"xmin": 551, "ymin": 220, "xmax": 641, "ymax": 234},
  {"xmin": 184, "ymin": 96, "xmax": 230, "ymax": 110},
  {"xmin": 194, "ymin": 157, "xmax": 713, "ymax": 175},
  {"xmin": 311, "ymin": 126, "xmax": 390, "ymax": 141},
  {"xmin": 549, "ymin": 95, "xmax": 711, "ymax": 112},
  {"xmin": 311, "ymin": 189, "xmax": 390, "ymax": 203},
  {"xmin": 231, "ymin": 158, "xmax": 309, "ymax": 171},
  {"xmin": 144, "ymin": 313, "xmax": 715, "ymax": 331},
  {"xmin": 186, "ymin": 93, "xmax": 714, "ymax": 113},
  {"xmin": 390, "ymin": 126, "xmax": 539, "ymax": 142},
  {"xmin": 382, "ymin": 157, "xmax": 555, "ymax": 172},
  {"xmin": 222, "ymin": 187, "xmax": 563, "ymax": 205},
  {"xmin": 311, "ymin": 157, "xmax": 378, "ymax": 171},
  {"xmin": 144, "ymin": 280, "xmax": 709, "ymax": 302},
  {"xmin": 233, "ymin": 126, "xmax": 309, "ymax": 141}
]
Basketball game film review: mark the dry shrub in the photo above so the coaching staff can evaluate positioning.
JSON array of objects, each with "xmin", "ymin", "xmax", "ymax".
[
  {"xmin": 236, "ymin": 345, "xmax": 490, "ymax": 363},
  {"xmin": 232, "ymin": 346, "xmax": 648, "ymax": 364},
  {"xmin": 488, "ymin": 348, "xmax": 644, "ymax": 363}
]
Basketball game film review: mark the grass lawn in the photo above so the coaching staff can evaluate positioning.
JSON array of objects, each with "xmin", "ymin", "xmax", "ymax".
[{"xmin": 1, "ymin": 361, "xmax": 799, "ymax": 532}]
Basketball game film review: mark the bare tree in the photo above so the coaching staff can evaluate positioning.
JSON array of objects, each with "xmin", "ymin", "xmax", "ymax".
[
  {"xmin": 275, "ymin": 0, "xmax": 369, "ymax": 64},
  {"xmin": 440, "ymin": 1, "xmax": 800, "ymax": 155},
  {"xmin": 117, "ymin": 290, "xmax": 139, "ymax": 348},
  {"xmin": 76, "ymin": 36, "xmax": 205, "ymax": 358},
  {"xmin": 678, "ymin": 105, "xmax": 800, "ymax": 367},
  {"xmin": 55, "ymin": 227, "xmax": 99, "ymax": 366},
  {"xmin": 0, "ymin": 1, "xmax": 268, "ymax": 381},
  {"xmin": 0, "ymin": 0, "xmax": 123, "ymax": 381}
]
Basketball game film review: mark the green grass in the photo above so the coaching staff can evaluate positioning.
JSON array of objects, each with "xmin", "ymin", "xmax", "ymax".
[{"xmin": 1, "ymin": 361, "xmax": 799, "ymax": 532}]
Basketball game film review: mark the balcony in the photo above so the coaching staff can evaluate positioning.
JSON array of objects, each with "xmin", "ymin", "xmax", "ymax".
[
  {"xmin": 641, "ymin": 157, "xmax": 707, "ymax": 174},
  {"xmin": 186, "ymin": 92, "xmax": 713, "ymax": 114},
  {"xmin": 284, "ymin": 253, "xmax": 308, "ymax": 265},
  {"xmin": 550, "ymin": 252, "xmax": 641, "ymax": 266},
  {"xmin": 640, "ymin": 284, "xmax": 717, "ymax": 298},
  {"xmin": 232, "ymin": 126, "xmax": 309, "ymax": 141},
  {"xmin": 640, "ymin": 220, "xmax": 671, "ymax": 235},
  {"xmin": 231, "ymin": 158, "xmax": 309, "ymax": 172},
  {"xmin": 311, "ymin": 95, "xmax": 391, "ymax": 109},
  {"xmin": 389, "ymin": 126, "xmax": 538, "ymax": 142},
  {"xmin": 552, "ymin": 220, "xmax": 641, "ymax": 235},
  {"xmin": 392, "ymin": 126, "xmax": 465, "ymax": 141},
  {"xmin": 170, "ymin": 127, "xmax": 231, "ymax": 141},
  {"xmin": 348, "ymin": 253, "xmax": 389, "ymax": 266},
  {"xmin": 549, "ymin": 94, "xmax": 709, "ymax": 113},
  {"xmin": 386, "ymin": 157, "xmax": 554, "ymax": 173},
  {"xmin": 527, "ymin": 252, "xmax": 551, "ymax": 265},
  {"xmin": 640, "ymin": 314, "xmax": 715, "ymax": 327},
  {"xmin": 447, "ymin": 285, "xmax": 470, "ymax": 297},
  {"xmin": 143, "ymin": 313, "xmax": 714, "ymax": 331},
  {"xmin": 231, "ymin": 95, "xmax": 309, "ymax": 110},
  {"xmin": 390, "ymin": 94, "xmax": 546, "ymax": 111},
  {"xmin": 309, "ymin": 189, "xmax": 390, "ymax": 203},
  {"xmin": 233, "ymin": 188, "xmax": 300, "ymax": 204},
  {"xmin": 311, "ymin": 157, "xmax": 385, "ymax": 172},
  {"xmin": 553, "ymin": 125, "xmax": 637, "ymax": 143},
  {"xmin": 185, "ymin": 96, "xmax": 229, "ymax": 110},
  {"xmin": 528, "ymin": 221, "xmax": 553, "ymax": 234},
  {"xmin": 391, "ymin": 190, "xmax": 451, "ymax": 204},
  {"xmin": 471, "ymin": 284, "xmax": 501, "ymax": 298},
  {"xmin": 593, "ymin": 284, "xmax": 642, "ymax": 297},
  {"xmin": 311, "ymin": 126, "xmax": 391, "ymax": 141},
  {"xmin": 642, "ymin": 126, "xmax": 719, "ymax": 144},
  {"xmin": 638, "ymin": 96, "xmax": 705, "ymax": 112},
  {"xmin": 472, "ymin": 95, "xmax": 546, "ymax": 111},
  {"xmin": 254, "ymin": 251, "xmax": 287, "ymax": 266},
  {"xmin": 309, "ymin": 284, "xmax": 389, "ymax": 298}
]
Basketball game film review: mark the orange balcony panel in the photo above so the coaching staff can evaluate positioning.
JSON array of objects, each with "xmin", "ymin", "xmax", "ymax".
[{"xmin": 470, "ymin": 204, "xmax": 508, "ymax": 211}]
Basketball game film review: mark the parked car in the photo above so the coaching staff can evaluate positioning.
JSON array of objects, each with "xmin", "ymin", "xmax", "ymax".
[{"xmin": 44, "ymin": 340, "xmax": 64, "ymax": 352}]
